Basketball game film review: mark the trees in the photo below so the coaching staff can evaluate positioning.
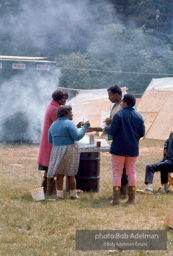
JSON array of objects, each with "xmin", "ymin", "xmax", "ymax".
[
  {"xmin": 1, "ymin": 0, "xmax": 173, "ymax": 94},
  {"xmin": 59, "ymin": 23, "xmax": 173, "ymax": 93}
]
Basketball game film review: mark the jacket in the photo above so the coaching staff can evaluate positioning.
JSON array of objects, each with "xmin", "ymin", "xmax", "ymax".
[
  {"xmin": 37, "ymin": 100, "xmax": 60, "ymax": 167},
  {"xmin": 105, "ymin": 107, "xmax": 145, "ymax": 156}
]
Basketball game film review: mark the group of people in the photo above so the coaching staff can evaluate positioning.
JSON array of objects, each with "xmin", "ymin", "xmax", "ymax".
[{"xmin": 37, "ymin": 84, "xmax": 172, "ymax": 205}]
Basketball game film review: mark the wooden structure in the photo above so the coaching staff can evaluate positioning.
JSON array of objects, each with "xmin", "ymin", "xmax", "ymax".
[
  {"xmin": 158, "ymin": 173, "xmax": 173, "ymax": 191},
  {"xmin": 137, "ymin": 77, "xmax": 173, "ymax": 140}
]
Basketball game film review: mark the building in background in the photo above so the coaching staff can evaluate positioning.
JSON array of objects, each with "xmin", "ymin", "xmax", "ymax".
[{"xmin": 0, "ymin": 56, "xmax": 58, "ymax": 143}]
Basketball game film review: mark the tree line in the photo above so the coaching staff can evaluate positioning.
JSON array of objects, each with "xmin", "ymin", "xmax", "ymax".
[{"xmin": 0, "ymin": 0, "xmax": 173, "ymax": 94}]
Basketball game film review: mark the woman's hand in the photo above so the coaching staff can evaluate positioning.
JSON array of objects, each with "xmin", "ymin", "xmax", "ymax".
[
  {"xmin": 84, "ymin": 120, "xmax": 90, "ymax": 127},
  {"xmin": 76, "ymin": 121, "xmax": 83, "ymax": 128}
]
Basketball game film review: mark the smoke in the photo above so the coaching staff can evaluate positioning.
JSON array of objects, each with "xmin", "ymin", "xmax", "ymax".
[
  {"xmin": 0, "ymin": 67, "xmax": 61, "ymax": 142},
  {"xmin": 0, "ymin": 0, "xmax": 170, "ymax": 142},
  {"xmin": 0, "ymin": 0, "xmax": 117, "ymax": 54},
  {"xmin": 0, "ymin": 0, "xmax": 118, "ymax": 142}
]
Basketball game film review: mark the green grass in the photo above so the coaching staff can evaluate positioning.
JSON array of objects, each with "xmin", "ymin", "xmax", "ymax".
[{"xmin": 0, "ymin": 140, "xmax": 173, "ymax": 256}]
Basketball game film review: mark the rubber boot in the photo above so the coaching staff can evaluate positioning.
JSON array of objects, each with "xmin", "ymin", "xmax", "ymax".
[
  {"xmin": 120, "ymin": 184, "xmax": 128, "ymax": 199},
  {"xmin": 125, "ymin": 186, "xmax": 136, "ymax": 204},
  {"xmin": 108, "ymin": 194, "xmax": 113, "ymax": 200},
  {"xmin": 110, "ymin": 186, "xmax": 120, "ymax": 206},
  {"xmin": 41, "ymin": 176, "xmax": 47, "ymax": 194},
  {"xmin": 46, "ymin": 178, "xmax": 57, "ymax": 196}
]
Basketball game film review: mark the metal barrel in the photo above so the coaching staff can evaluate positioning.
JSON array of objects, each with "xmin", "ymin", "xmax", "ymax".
[{"xmin": 75, "ymin": 152, "xmax": 100, "ymax": 192}]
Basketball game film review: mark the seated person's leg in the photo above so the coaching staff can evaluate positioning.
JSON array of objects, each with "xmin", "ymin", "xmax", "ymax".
[
  {"xmin": 160, "ymin": 160, "xmax": 173, "ymax": 192},
  {"xmin": 145, "ymin": 161, "xmax": 163, "ymax": 191}
]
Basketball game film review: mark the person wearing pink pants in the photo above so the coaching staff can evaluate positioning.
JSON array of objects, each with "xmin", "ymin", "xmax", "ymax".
[
  {"xmin": 112, "ymin": 155, "xmax": 137, "ymax": 187},
  {"xmin": 105, "ymin": 94, "xmax": 145, "ymax": 205}
]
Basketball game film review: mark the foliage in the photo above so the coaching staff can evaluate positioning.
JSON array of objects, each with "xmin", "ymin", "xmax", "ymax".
[
  {"xmin": 59, "ymin": 23, "xmax": 173, "ymax": 92},
  {"xmin": 1, "ymin": 0, "xmax": 173, "ymax": 93}
]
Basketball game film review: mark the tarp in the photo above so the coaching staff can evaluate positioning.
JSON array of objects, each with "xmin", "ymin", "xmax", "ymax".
[{"xmin": 137, "ymin": 77, "xmax": 173, "ymax": 140}]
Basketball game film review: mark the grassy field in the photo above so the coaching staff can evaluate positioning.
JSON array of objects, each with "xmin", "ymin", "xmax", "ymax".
[{"xmin": 0, "ymin": 139, "xmax": 173, "ymax": 256}]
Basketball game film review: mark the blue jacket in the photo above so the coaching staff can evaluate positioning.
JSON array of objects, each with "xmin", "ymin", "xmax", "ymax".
[
  {"xmin": 48, "ymin": 117, "xmax": 88, "ymax": 146},
  {"xmin": 105, "ymin": 107, "xmax": 145, "ymax": 156}
]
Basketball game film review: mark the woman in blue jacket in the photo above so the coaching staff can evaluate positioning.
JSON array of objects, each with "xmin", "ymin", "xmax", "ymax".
[
  {"xmin": 47, "ymin": 105, "xmax": 90, "ymax": 199},
  {"xmin": 105, "ymin": 94, "xmax": 145, "ymax": 205}
]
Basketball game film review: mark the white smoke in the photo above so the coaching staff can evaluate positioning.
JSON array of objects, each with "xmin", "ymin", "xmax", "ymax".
[{"xmin": 0, "ymin": 68, "xmax": 61, "ymax": 142}]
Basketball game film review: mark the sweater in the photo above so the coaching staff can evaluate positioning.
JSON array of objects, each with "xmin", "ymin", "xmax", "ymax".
[
  {"xmin": 48, "ymin": 117, "xmax": 88, "ymax": 146},
  {"xmin": 105, "ymin": 107, "xmax": 145, "ymax": 157}
]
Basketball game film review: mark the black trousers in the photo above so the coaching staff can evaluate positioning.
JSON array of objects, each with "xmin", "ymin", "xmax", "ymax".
[
  {"xmin": 121, "ymin": 166, "xmax": 128, "ymax": 185},
  {"xmin": 145, "ymin": 159, "xmax": 173, "ymax": 184}
]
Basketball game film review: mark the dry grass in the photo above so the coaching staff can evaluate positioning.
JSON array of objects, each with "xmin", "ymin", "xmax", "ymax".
[{"xmin": 0, "ymin": 139, "xmax": 173, "ymax": 256}]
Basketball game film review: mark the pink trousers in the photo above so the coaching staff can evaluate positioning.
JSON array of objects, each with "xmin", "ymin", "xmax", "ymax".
[{"xmin": 111, "ymin": 154, "xmax": 137, "ymax": 187}]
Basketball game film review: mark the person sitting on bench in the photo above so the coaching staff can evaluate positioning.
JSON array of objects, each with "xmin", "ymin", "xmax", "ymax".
[{"xmin": 144, "ymin": 131, "xmax": 173, "ymax": 193}]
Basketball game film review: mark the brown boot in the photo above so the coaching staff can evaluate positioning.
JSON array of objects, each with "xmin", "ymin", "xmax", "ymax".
[
  {"xmin": 120, "ymin": 184, "xmax": 128, "ymax": 199},
  {"xmin": 108, "ymin": 194, "xmax": 113, "ymax": 200},
  {"xmin": 125, "ymin": 186, "xmax": 136, "ymax": 204},
  {"xmin": 110, "ymin": 186, "xmax": 120, "ymax": 206},
  {"xmin": 41, "ymin": 176, "xmax": 47, "ymax": 194},
  {"xmin": 46, "ymin": 178, "xmax": 57, "ymax": 196}
]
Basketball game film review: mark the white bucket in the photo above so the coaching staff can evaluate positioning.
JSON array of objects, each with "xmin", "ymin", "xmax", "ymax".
[{"xmin": 29, "ymin": 187, "xmax": 45, "ymax": 201}]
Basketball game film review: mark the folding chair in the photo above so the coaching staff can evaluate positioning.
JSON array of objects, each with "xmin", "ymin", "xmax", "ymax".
[{"xmin": 158, "ymin": 172, "xmax": 173, "ymax": 190}]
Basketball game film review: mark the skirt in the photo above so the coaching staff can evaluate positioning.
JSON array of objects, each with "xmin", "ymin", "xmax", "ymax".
[{"xmin": 47, "ymin": 144, "xmax": 80, "ymax": 177}]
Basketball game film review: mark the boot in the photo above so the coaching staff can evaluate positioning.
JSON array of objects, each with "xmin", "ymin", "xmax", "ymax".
[
  {"xmin": 120, "ymin": 184, "xmax": 128, "ymax": 199},
  {"xmin": 125, "ymin": 186, "xmax": 136, "ymax": 204},
  {"xmin": 110, "ymin": 186, "xmax": 120, "ymax": 206},
  {"xmin": 41, "ymin": 176, "xmax": 47, "ymax": 194},
  {"xmin": 108, "ymin": 194, "xmax": 113, "ymax": 200},
  {"xmin": 46, "ymin": 178, "xmax": 57, "ymax": 196}
]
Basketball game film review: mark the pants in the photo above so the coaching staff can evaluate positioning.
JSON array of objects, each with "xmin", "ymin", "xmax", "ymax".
[
  {"xmin": 121, "ymin": 166, "xmax": 128, "ymax": 185},
  {"xmin": 145, "ymin": 159, "xmax": 173, "ymax": 184},
  {"xmin": 112, "ymin": 155, "xmax": 137, "ymax": 187}
]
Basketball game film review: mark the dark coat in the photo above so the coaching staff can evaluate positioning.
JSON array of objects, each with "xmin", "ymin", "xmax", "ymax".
[{"xmin": 105, "ymin": 107, "xmax": 145, "ymax": 157}]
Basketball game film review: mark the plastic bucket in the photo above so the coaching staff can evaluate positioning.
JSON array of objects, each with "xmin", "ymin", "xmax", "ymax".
[{"xmin": 29, "ymin": 187, "xmax": 45, "ymax": 201}]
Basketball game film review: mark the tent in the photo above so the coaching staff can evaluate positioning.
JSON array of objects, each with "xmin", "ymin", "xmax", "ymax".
[
  {"xmin": 137, "ymin": 77, "xmax": 173, "ymax": 140},
  {"xmin": 68, "ymin": 88, "xmax": 127, "ymax": 128}
]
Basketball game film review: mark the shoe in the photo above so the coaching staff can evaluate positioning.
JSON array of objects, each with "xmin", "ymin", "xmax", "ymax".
[
  {"xmin": 145, "ymin": 188, "xmax": 153, "ymax": 192},
  {"xmin": 136, "ymin": 189, "xmax": 153, "ymax": 195},
  {"xmin": 70, "ymin": 195, "xmax": 80, "ymax": 199},
  {"xmin": 56, "ymin": 197, "xmax": 64, "ymax": 200},
  {"xmin": 161, "ymin": 189, "xmax": 170, "ymax": 193}
]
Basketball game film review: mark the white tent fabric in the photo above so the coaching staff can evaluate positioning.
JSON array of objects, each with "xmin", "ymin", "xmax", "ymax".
[
  {"xmin": 137, "ymin": 77, "xmax": 173, "ymax": 140},
  {"xmin": 68, "ymin": 88, "xmax": 127, "ymax": 128}
]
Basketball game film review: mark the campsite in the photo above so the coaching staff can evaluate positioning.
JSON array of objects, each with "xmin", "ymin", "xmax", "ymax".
[
  {"xmin": 1, "ymin": 1, "xmax": 173, "ymax": 255},
  {"xmin": 0, "ymin": 135, "xmax": 173, "ymax": 255},
  {"xmin": 1, "ymin": 79, "xmax": 173, "ymax": 255}
]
